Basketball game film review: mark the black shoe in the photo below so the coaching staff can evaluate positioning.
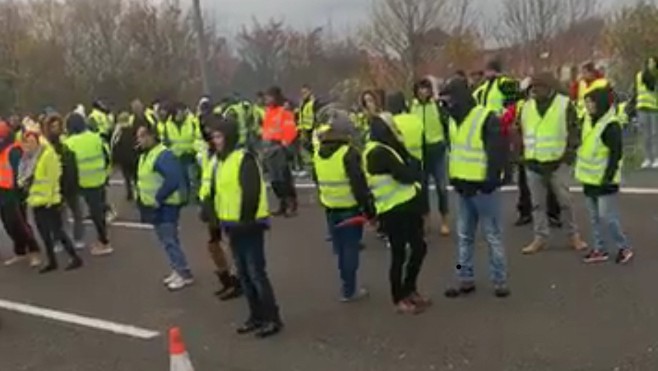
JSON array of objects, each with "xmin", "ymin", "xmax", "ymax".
[
  {"xmin": 236, "ymin": 320, "xmax": 262, "ymax": 335},
  {"xmin": 271, "ymin": 200, "xmax": 287, "ymax": 217},
  {"xmin": 255, "ymin": 322, "xmax": 283, "ymax": 339},
  {"xmin": 444, "ymin": 283, "xmax": 476, "ymax": 298},
  {"xmin": 514, "ymin": 215, "xmax": 532, "ymax": 227},
  {"xmin": 39, "ymin": 264, "xmax": 58, "ymax": 274},
  {"xmin": 494, "ymin": 284, "xmax": 510, "ymax": 298},
  {"xmin": 214, "ymin": 271, "xmax": 232, "ymax": 296},
  {"xmin": 65, "ymin": 258, "xmax": 83, "ymax": 271},
  {"xmin": 220, "ymin": 277, "xmax": 243, "ymax": 301},
  {"xmin": 284, "ymin": 198, "xmax": 298, "ymax": 218}
]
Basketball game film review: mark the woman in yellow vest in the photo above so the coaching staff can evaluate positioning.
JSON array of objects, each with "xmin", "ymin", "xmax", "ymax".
[
  {"xmin": 364, "ymin": 113, "xmax": 430, "ymax": 314},
  {"xmin": 18, "ymin": 131, "xmax": 82, "ymax": 273},
  {"xmin": 211, "ymin": 117, "xmax": 282, "ymax": 339},
  {"xmin": 197, "ymin": 114, "xmax": 242, "ymax": 300},
  {"xmin": 314, "ymin": 115, "xmax": 375, "ymax": 302},
  {"xmin": 634, "ymin": 57, "xmax": 658, "ymax": 169},
  {"xmin": 576, "ymin": 85, "xmax": 634, "ymax": 265}
]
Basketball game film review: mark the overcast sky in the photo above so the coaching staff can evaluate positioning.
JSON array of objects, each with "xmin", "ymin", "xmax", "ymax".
[{"xmin": 200, "ymin": 0, "xmax": 623, "ymax": 35}]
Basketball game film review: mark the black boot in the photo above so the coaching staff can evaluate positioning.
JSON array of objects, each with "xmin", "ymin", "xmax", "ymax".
[
  {"xmin": 271, "ymin": 198, "xmax": 287, "ymax": 217},
  {"xmin": 219, "ymin": 276, "xmax": 243, "ymax": 301},
  {"xmin": 214, "ymin": 271, "xmax": 232, "ymax": 296},
  {"xmin": 285, "ymin": 197, "xmax": 298, "ymax": 218}
]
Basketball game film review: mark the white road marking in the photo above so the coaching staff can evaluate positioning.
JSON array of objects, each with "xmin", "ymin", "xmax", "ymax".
[
  {"xmin": 0, "ymin": 299, "xmax": 160, "ymax": 340},
  {"xmin": 69, "ymin": 218, "xmax": 153, "ymax": 230}
]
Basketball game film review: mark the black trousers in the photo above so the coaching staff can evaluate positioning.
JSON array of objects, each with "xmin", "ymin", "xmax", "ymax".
[
  {"xmin": 0, "ymin": 202, "xmax": 40, "ymax": 256},
  {"xmin": 381, "ymin": 207, "xmax": 427, "ymax": 304},
  {"xmin": 33, "ymin": 205, "xmax": 79, "ymax": 265},
  {"xmin": 80, "ymin": 187, "xmax": 110, "ymax": 244},
  {"xmin": 517, "ymin": 164, "xmax": 561, "ymax": 219},
  {"xmin": 120, "ymin": 162, "xmax": 136, "ymax": 198}
]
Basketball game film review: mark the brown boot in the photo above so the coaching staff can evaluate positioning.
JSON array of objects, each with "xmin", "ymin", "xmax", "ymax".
[
  {"xmin": 570, "ymin": 234, "xmax": 588, "ymax": 251},
  {"xmin": 522, "ymin": 238, "xmax": 546, "ymax": 255}
]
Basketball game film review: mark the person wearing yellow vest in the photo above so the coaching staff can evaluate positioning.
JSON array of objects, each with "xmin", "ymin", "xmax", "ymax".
[
  {"xmin": 136, "ymin": 124, "xmax": 192, "ymax": 291},
  {"xmin": 439, "ymin": 78, "xmax": 510, "ymax": 299},
  {"xmin": 0, "ymin": 122, "xmax": 42, "ymax": 267},
  {"xmin": 634, "ymin": 57, "xmax": 658, "ymax": 169},
  {"xmin": 411, "ymin": 79, "xmax": 451, "ymax": 236},
  {"xmin": 474, "ymin": 60, "xmax": 519, "ymax": 116},
  {"xmin": 65, "ymin": 113, "xmax": 113, "ymax": 256},
  {"xmin": 519, "ymin": 73, "xmax": 588, "ymax": 255},
  {"xmin": 365, "ymin": 113, "xmax": 430, "ymax": 314},
  {"xmin": 197, "ymin": 115, "xmax": 242, "ymax": 301},
  {"xmin": 222, "ymin": 98, "xmax": 250, "ymax": 148},
  {"xmin": 576, "ymin": 85, "xmax": 634, "ymax": 265},
  {"xmin": 210, "ymin": 117, "xmax": 282, "ymax": 339},
  {"xmin": 298, "ymin": 84, "xmax": 318, "ymax": 145},
  {"xmin": 18, "ymin": 131, "xmax": 82, "ymax": 273},
  {"xmin": 88, "ymin": 100, "xmax": 112, "ymax": 141},
  {"xmin": 314, "ymin": 115, "xmax": 375, "ymax": 302},
  {"xmin": 157, "ymin": 103, "xmax": 202, "ymax": 204}
]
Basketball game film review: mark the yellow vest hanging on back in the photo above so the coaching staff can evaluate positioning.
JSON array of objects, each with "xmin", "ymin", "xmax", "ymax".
[
  {"xmin": 27, "ymin": 144, "xmax": 62, "ymax": 207},
  {"xmin": 448, "ymin": 106, "xmax": 490, "ymax": 181},
  {"xmin": 214, "ymin": 149, "xmax": 269, "ymax": 223},
  {"xmin": 65, "ymin": 131, "xmax": 108, "ymax": 188},
  {"xmin": 520, "ymin": 94, "xmax": 570, "ymax": 162},
  {"xmin": 314, "ymin": 145, "xmax": 358, "ymax": 209},
  {"xmin": 137, "ymin": 144, "xmax": 181, "ymax": 206},
  {"xmin": 362, "ymin": 142, "xmax": 417, "ymax": 215},
  {"xmin": 393, "ymin": 113, "xmax": 424, "ymax": 162},
  {"xmin": 575, "ymin": 109, "xmax": 622, "ymax": 186}
]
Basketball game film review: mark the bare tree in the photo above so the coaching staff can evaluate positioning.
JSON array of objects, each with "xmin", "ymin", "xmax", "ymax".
[
  {"xmin": 361, "ymin": 0, "xmax": 453, "ymax": 88},
  {"xmin": 191, "ymin": 0, "xmax": 211, "ymax": 95}
]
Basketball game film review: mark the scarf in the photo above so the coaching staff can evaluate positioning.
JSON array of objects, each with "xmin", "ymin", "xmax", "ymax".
[{"xmin": 18, "ymin": 145, "xmax": 44, "ymax": 188}]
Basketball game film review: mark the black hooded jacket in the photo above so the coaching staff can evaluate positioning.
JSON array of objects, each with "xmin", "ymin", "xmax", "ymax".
[
  {"xmin": 441, "ymin": 78, "xmax": 506, "ymax": 196},
  {"xmin": 317, "ymin": 139, "xmax": 375, "ymax": 218},
  {"xmin": 365, "ymin": 116, "xmax": 422, "ymax": 215},
  {"xmin": 215, "ymin": 118, "xmax": 267, "ymax": 234},
  {"xmin": 583, "ymin": 88, "xmax": 622, "ymax": 197}
]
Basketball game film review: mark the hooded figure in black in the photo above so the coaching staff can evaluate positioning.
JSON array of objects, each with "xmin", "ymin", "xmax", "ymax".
[
  {"xmin": 364, "ymin": 109, "xmax": 429, "ymax": 314},
  {"xmin": 212, "ymin": 117, "xmax": 283, "ymax": 338},
  {"xmin": 440, "ymin": 77, "xmax": 506, "ymax": 196}
]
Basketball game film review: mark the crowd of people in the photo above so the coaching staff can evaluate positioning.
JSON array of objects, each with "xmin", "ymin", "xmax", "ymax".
[{"xmin": 0, "ymin": 57, "xmax": 649, "ymax": 339}]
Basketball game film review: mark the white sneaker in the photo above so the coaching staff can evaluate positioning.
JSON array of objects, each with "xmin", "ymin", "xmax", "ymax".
[
  {"xmin": 3, "ymin": 255, "xmax": 26, "ymax": 266},
  {"xmin": 641, "ymin": 160, "xmax": 652, "ymax": 169},
  {"xmin": 651, "ymin": 159, "xmax": 658, "ymax": 169},
  {"xmin": 162, "ymin": 271, "xmax": 179, "ymax": 285},
  {"xmin": 74, "ymin": 241, "xmax": 86, "ymax": 250},
  {"xmin": 106, "ymin": 209, "xmax": 118, "ymax": 223},
  {"xmin": 90, "ymin": 243, "xmax": 114, "ymax": 256},
  {"xmin": 166, "ymin": 275, "xmax": 194, "ymax": 291}
]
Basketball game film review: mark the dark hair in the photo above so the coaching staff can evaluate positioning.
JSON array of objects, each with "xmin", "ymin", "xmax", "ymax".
[
  {"xmin": 454, "ymin": 70, "xmax": 467, "ymax": 78},
  {"xmin": 360, "ymin": 89, "xmax": 383, "ymax": 110},
  {"xmin": 581, "ymin": 61, "xmax": 596, "ymax": 72},
  {"xmin": 486, "ymin": 59, "xmax": 502, "ymax": 73}
]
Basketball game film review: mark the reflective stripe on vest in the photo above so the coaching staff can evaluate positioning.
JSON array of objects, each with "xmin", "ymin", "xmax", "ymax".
[
  {"xmin": 158, "ymin": 116, "xmax": 198, "ymax": 156},
  {"xmin": 65, "ymin": 131, "xmax": 107, "ymax": 188},
  {"xmin": 636, "ymin": 71, "xmax": 657, "ymax": 110},
  {"xmin": 448, "ymin": 106, "xmax": 489, "ymax": 181},
  {"xmin": 363, "ymin": 142, "xmax": 417, "ymax": 215},
  {"xmin": 27, "ymin": 145, "xmax": 61, "ymax": 207},
  {"xmin": 137, "ymin": 144, "xmax": 181, "ymax": 206},
  {"xmin": 214, "ymin": 150, "xmax": 269, "ymax": 223},
  {"xmin": 299, "ymin": 99, "xmax": 315, "ymax": 130},
  {"xmin": 575, "ymin": 109, "xmax": 622, "ymax": 185},
  {"xmin": 199, "ymin": 151, "xmax": 217, "ymax": 201},
  {"xmin": 521, "ymin": 94, "xmax": 569, "ymax": 162},
  {"xmin": 393, "ymin": 113, "xmax": 423, "ymax": 161},
  {"xmin": 314, "ymin": 145, "xmax": 358, "ymax": 208},
  {"xmin": 410, "ymin": 99, "xmax": 444, "ymax": 144},
  {"xmin": 0, "ymin": 143, "xmax": 18, "ymax": 189}
]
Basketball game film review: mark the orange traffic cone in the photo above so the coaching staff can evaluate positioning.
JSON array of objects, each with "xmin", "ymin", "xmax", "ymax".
[{"xmin": 169, "ymin": 327, "xmax": 195, "ymax": 371}]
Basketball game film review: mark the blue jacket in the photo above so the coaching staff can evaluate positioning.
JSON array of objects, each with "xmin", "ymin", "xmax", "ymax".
[{"xmin": 139, "ymin": 147, "xmax": 183, "ymax": 224}]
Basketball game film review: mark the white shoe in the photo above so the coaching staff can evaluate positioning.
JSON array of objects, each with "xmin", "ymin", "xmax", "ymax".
[
  {"xmin": 74, "ymin": 241, "xmax": 86, "ymax": 250},
  {"xmin": 3, "ymin": 255, "xmax": 26, "ymax": 266},
  {"xmin": 90, "ymin": 243, "xmax": 114, "ymax": 256},
  {"xmin": 106, "ymin": 209, "xmax": 117, "ymax": 223},
  {"xmin": 641, "ymin": 160, "xmax": 652, "ymax": 169},
  {"xmin": 340, "ymin": 287, "xmax": 370, "ymax": 303},
  {"xmin": 651, "ymin": 159, "xmax": 658, "ymax": 169},
  {"xmin": 166, "ymin": 275, "xmax": 194, "ymax": 291},
  {"xmin": 162, "ymin": 271, "xmax": 179, "ymax": 285}
]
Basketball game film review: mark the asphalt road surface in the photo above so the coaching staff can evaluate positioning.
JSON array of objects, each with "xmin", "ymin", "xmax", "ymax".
[{"xmin": 1, "ymin": 182, "xmax": 658, "ymax": 371}]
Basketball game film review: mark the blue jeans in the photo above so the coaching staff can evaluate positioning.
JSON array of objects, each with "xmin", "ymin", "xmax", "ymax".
[
  {"xmin": 456, "ymin": 192, "xmax": 507, "ymax": 284},
  {"xmin": 154, "ymin": 222, "xmax": 192, "ymax": 279},
  {"xmin": 326, "ymin": 209, "xmax": 363, "ymax": 298},
  {"xmin": 230, "ymin": 229, "xmax": 281, "ymax": 324},
  {"xmin": 424, "ymin": 142, "xmax": 449, "ymax": 216},
  {"xmin": 584, "ymin": 194, "xmax": 630, "ymax": 252}
]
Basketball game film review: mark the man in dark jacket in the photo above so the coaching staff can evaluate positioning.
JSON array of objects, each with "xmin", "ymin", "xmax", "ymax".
[
  {"xmin": 211, "ymin": 117, "xmax": 282, "ymax": 338},
  {"xmin": 111, "ymin": 112, "xmax": 139, "ymax": 201},
  {"xmin": 0, "ymin": 121, "xmax": 42, "ymax": 266},
  {"xmin": 440, "ymin": 78, "xmax": 510, "ymax": 298},
  {"xmin": 314, "ymin": 113, "xmax": 374, "ymax": 302}
]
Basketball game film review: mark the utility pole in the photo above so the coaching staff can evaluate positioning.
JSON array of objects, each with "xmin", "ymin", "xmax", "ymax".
[{"xmin": 192, "ymin": 0, "xmax": 211, "ymax": 96}]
